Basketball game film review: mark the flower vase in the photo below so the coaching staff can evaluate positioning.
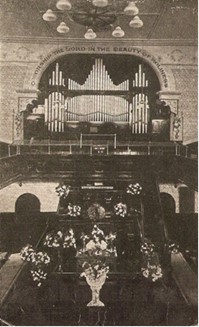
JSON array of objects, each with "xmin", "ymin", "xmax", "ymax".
[{"xmin": 85, "ymin": 273, "xmax": 107, "ymax": 307}]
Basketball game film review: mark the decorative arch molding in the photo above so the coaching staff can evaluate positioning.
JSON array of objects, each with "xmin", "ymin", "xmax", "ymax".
[
  {"xmin": 16, "ymin": 46, "xmax": 181, "ymax": 142},
  {"xmin": 24, "ymin": 46, "xmax": 176, "ymax": 92}
]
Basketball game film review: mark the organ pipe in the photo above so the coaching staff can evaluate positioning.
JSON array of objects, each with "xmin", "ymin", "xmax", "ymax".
[{"xmin": 44, "ymin": 60, "xmax": 150, "ymax": 134}]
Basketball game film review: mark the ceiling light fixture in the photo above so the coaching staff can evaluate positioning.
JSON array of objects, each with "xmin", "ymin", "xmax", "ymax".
[
  {"xmin": 84, "ymin": 28, "xmax": 97, "ymax": 39},
  {"xmin": 129, "ymin": 15, "xmax": 143, "ymax": 28},
  {"xmin": 42, "ymin": 0, "xmax": 144, "ymax": 39},
  {"xmin": 92, "ymin": 0, "xmax": 109, "ymax": 8},
  {"xmin": 124, "ymin": 1, "xmax": 139, "ymax": 16},
  {"xmin": 112, "ymin": 26, "xmax": 125, "ymax": 38},
  {"xmin": 42, "ymin": 9, "xmax": 57, "ymax": 21},
  {"xmin": 57, "ymin": 22, "xmax": 70, "ymax": 33},
  {"xmin": 56, "ymin": 0, "xmax": 72, "ymax": 11}
]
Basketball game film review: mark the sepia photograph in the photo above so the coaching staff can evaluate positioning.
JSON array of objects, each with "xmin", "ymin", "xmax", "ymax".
[{"xmin": 0, "ymin": 0, "xmax": 198, "ymax": 325}]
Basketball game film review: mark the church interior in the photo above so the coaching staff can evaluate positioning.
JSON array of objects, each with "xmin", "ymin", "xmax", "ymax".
[{"xmin": 0, "ymin": 0, "xmax": 198, "ymax": 325}]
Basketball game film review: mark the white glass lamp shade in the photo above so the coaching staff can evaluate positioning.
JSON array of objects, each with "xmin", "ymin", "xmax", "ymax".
[
  {"xmin": 43, "ymin": 9, "xmax": 57, "ymax": 21},
  {"xmin": 129, "ymin": 16, "xmax": 143, "ymax": 28},
  {"xmin": 124, "ymin": 2, "xmax": 139, "ymax": 16},
  {"xmin": 84, "ymin": 28, "xmax": 97, "ymax": 39},
  {"xmin": 57, "ymin": 22, "xmax": 70, "ymax": 33},
  {"xmin": 92, "ymin": 0, "xmax": 108, "ymax": 7},
  {"xmin": 56, "ymin": 0, "xmax": 72, "ymax": 11},
  {"xmin": 112, "ymin": 26, "xmax": 125, "ymax": 38}
]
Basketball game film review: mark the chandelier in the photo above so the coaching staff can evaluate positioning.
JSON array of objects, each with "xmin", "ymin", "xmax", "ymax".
[{"xmin": 42, "ymin": 0, "xmax": 144, "ymax": 39}]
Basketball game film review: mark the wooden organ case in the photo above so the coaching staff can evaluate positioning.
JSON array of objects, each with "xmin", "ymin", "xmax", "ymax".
[{"xmin": 44, "ymin": 58, "xmax": 151, "ymax": 135}]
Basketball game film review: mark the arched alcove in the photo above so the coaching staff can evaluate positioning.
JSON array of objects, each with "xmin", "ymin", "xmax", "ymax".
[
  {"xmin": 160, "ymin": 192, "xmax": 176, "ymax": 216},
  {"xmin": 15, "ymin": 193, "xmax": 41, "ymax": 215}
]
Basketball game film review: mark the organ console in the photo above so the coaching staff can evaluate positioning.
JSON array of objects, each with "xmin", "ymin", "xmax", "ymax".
[{"xmin": 44, "ymin": 58, "xmax": 150, "ymax": 135}]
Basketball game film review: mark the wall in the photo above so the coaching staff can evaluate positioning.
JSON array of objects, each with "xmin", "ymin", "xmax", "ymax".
[
  {"xmin": 0, "ymin": 180, "xmax": 197, "ymax": 214},
  {"xmin": 0, "ymin": 182, "xmax": 59, "ymax": 212},
  {"xmin": 0, "ymin": 39, "xmax": 197, "ymax": 143},
  {"xmin": 159, "ymin": 183, "xmax": 198, "ymax": 214}
]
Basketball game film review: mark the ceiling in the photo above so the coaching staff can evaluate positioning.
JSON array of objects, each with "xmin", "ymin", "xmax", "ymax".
[{"xmin": 0, "ymin": 0, "xmax": 197, "ymax": 40}]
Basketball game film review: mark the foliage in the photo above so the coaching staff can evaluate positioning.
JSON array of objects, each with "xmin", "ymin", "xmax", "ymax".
[
  {"xmin": 80, "ymin": 259, "xmax": 109, "ymax": 280},
  {"xmin": 167, "ymin": 241, "xmax": 179, "ymax": 254},
  {"xmin": 56, "ymin": 183, "xmax": 71, "ymax": 198},
  {"xmin": 20, "ymin": 245, "xmax": 50, "ymax": 287},
  {"xmin": 141, "ymin": 262, "xmax": 163, "ymax": 282},
  {"xmin": 126, "ymin": 182, "xmax": 142, "ymax": 195},
  {"xmin": 140, "ymin": 240, "xmax": 163, "ymax": 283},
  {"xmin": 43, "ymin": 228, "xmax": 76, "ymax": 249},
  {"xmin": 77, "ymin": 225, "xmax": 117, "ymax": 257},
  {"xmin": 68, "ymin": 203, "xmax": 81, "ymax": 217},
  {"xmin": 140, "ymin": 241, "xmax": 155, "ymax": 255},
  {"xmin": 114, "ymin": 202, "xmax": 127, "ymax": 217}
]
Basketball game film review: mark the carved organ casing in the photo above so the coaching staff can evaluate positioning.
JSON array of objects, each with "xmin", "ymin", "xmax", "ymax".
[{"xmin": 44, "ymin": 59, "xmax": 150, "ymax": 134}]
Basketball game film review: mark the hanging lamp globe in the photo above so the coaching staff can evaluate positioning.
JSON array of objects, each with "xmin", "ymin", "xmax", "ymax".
[
  {"xmin": 112, "ymin": 26, "xmax": 125, "ymax": 38},
  {"xmin": 129, "ymin": 16, "xmax": 143, "ymax": 28},
  {"xmin": 42, "ymin": 9, "xmax": 57, "ymax": 21},
  {"xmin": 84, "ymin": 28, "xmax": 97, "ymax": 39},
  {"xmin": 57, "ymin": 22, "xmax": 70, "ymax": 33},
  {"xmin": 92, "ymin": 0, "xmax": 108, "ymax": 8},
  {"xmin": 124, "ymin": 1, "xmax": 139, "ymax": 16},
  {"xmin": 56, "ymin": 0, "xmax": 72, "ymax": 11}
]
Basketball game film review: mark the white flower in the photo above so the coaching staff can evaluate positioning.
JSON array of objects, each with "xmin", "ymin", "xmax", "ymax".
[
  {"xmin": 57, "ymin": 231, "xmax": 63, "ymax": 238},
  {"xmin": 86, "ymin": 240, "xmax": 96, "ymax": 251},
  {"xmin": 142, "ymin": 269, "xmax": 149, "ymax": 278},
  {"xmin": 100, "ymin": 240, "xmax": 107, "ymax": 250}
]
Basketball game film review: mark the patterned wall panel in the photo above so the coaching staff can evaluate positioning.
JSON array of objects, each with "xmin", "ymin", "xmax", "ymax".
[
  {"xmin": 0, "ymin": 65, "xmax": 27, "ymax": 142},
  {"xmin": 172, "ymin": 68, "xmax": 197, "ymax": 143}
]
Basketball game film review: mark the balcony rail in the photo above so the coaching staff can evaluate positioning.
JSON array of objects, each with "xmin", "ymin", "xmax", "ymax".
[{"xmin": 1, "ymin": 139, "xmax": 193, "ymax": 158}]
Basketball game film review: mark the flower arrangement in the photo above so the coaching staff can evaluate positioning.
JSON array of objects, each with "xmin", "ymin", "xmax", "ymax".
[
  {"xmin": 56, "ymin": 183, "xmax": 71, "ymax": 198},
  {"xmin": 141, "ymin": 262, "xmax": 163, "ymax": 282},
  {"xmin": 44, "ymin": 228, "xmax": 76, "ymax": 249},
  {"xmin": 77, "ymin": 225, "xmax": 117, "ymax": 257},
  {"xmin": 20, "ymin": 245, "xmax": 50, "ymax": 287},
  {"xmin": 87, "ymin": 203, "xmax": 106, "ymax": 221},
  {"xmin": 80, "ymin": 259, "xmax": 110, "ymax": 306},
  {"xmin": 126, "ymin": 183, "xmax": 142, "ymax": 195},
  {"xmin": 167, "ymin": 241, "xmax": 179, "ymax": 254},
  {"xmin": 21, "ymin": 245, "xmax": 50, "ymax": 266},
  {"xmin": 81, "ymin": 260, "xmax": 109, "ymax": 281},
  {"xmin": 114, "ymin": 202, "xmax": 127, "ymax": 218},
  {"xmin": 91, "ymin": 225, "xmax": 105, "ymax": 239},
  {"xmin": 68, "ymin": 203, "xmax": 81, "ymax": 217},
  {"xmin": 20, "ymin": 244, "xmax": 35, "ymax": 262},
  {"xmin": 140, "ymin": 241, "xmax": 155, "ymax": 255},
  {"xmin": 30, "ymin": 269, "xmax": 47, "ymax": 285}
]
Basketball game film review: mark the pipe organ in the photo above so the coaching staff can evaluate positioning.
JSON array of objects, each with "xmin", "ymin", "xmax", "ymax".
[
  {"xmin": 132, "ymin": 65, "xmax": 150, "ymax": 134},
  {"xmin": 68, "ymin": 58, "xmax": 129, "ymax": 91},
  {"xmin": 44, "ymin": 59, "xmax": 150, "ymax": 134},
  {"xmin": 44, "ymin": 63, "xmax": 65, "ymax": 132},
  {"xmin": 65, "ymin": 95, "xmax": 129, "ymax": 122}
]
